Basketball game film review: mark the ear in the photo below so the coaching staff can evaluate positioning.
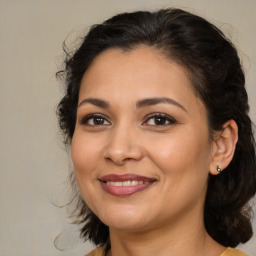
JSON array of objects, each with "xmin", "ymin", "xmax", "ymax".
[{"xmin": 209, "ymin": 120, "xmax": 238, "ymax": 175}]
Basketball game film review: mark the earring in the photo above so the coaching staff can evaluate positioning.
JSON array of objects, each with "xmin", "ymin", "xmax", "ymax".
[{"xmin": 217, "ymin": 165, "xmax": 222, "ymax": 173}]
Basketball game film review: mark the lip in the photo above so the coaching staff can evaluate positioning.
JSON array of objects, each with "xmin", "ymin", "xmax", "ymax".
[{"xmin": 99, "ymin": 173, "xmax": 156, "ymax": 197}]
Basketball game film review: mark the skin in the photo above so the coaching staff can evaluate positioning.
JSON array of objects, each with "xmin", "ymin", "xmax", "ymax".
[{"xmin": 71, "ymin": 47, "xmax": 238, "ymax": 256}]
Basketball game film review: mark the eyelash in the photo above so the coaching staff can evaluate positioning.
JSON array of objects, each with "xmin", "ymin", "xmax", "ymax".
[
  {"xmin": 80, "ymin": 114, "xmax": 111, "ymax": 126},
  {"xmin": 79, "ymin": 113, "xmax": 177, "ymax": 127},
  {"xmin": 143, "ymin": 113, "xmax": 177, "ymax": 126}
]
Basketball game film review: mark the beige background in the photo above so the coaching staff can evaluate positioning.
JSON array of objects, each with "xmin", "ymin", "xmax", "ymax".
[{"xmin": 0, "ymin": 0, "xmax": 255, "ymax": 255}]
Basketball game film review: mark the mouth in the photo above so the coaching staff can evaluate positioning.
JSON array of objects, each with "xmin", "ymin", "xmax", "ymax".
[
  {"xmin": 99, "ymin": 174, "xmax": 156, "ymax": 197},
  {"xmin": 105, "ymin": 180, "xmax": 150, "ymax": 186}
]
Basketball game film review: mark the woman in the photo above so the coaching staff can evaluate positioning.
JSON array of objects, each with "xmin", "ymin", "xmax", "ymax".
[{"xmin": 57, "ymin": 8, "xmax": 256, "ymax": 256}]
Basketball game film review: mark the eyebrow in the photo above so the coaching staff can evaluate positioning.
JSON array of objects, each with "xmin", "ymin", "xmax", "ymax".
[
  {"xmin": 136, "ymin": 97, "xmax": 187, "ymax": 112},
  {"xmin": 78, "ymin": 97, "xmax": 186, "ymax": 112},
  {"xmin": 78, "ymin": 98, "xmax": 110, "ymax": 108}
]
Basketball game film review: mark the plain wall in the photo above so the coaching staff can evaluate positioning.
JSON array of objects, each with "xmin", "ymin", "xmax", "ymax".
[{"xmin": 0, "ymin": 0, "xmax": 255, "ymax": 255}]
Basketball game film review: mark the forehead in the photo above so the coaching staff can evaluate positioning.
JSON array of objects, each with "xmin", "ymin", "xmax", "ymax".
[{"xmin": 79, "ymin": 47, "xmax": 194, "ymax": 98}]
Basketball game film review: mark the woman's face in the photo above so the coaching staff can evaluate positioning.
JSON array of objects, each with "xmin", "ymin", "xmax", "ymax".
[{"xmin": 72, "ymin": 47, "xmax": 215, "ymax": 231}]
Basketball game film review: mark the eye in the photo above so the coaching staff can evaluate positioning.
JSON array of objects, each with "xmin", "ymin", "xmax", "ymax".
[
  {"xmin": 80, "ymin": 114, "xmax": 111, "ymax": 126},
  {"xmin": 143, "ymin": 113, "xmax": 177, "ymax": 126}
]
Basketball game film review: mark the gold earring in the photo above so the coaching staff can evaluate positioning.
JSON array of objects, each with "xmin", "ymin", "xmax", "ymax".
[{"xmin": 217, "ymin": 165, "xmax": 222, "ymax": 173}]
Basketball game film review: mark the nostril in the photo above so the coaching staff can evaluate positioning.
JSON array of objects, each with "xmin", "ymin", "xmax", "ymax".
[{"xmin": 103, "ymin": 139, "xmax": 144, "ymax": 165}]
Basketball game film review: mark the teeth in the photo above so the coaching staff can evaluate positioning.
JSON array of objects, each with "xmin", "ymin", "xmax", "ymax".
[
  {"xmin": 131, "ymin": 180, "xmax": 138, "ymax": 185},
  {"xmin": 106, "ymin": 180, "xmax": 149, "ymax": 186},
  {"xmin": 123, "ymin": 180, "xmax": 132, "ymax": 186}
]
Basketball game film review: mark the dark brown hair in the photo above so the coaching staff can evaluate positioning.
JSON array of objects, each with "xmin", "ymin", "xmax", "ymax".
[{"xmin": 57, "ymin": 8, "xmax": 256, "ymax": 248}]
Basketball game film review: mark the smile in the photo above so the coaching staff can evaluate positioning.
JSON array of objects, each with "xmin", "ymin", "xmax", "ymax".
[
  {"xmin": 106, "ymin": 180, "xmax": 150, "ymax": 186},
  {"xmin": 99, "ymin": 174, "xmax": 156, "ymax": 196}
]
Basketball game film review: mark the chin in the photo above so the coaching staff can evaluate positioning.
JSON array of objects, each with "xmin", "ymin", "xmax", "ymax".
[{"xmin": 97, "ymin": 206, "xmax": 151, "ymax": 231}]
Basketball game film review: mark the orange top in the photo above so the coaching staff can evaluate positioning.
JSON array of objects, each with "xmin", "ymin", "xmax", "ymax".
[
  {"xmin": 220, "ymin": 247, "xmax": 249, "ymax": 256},
  {"xmin": 85, "ymin": 246, "xmax": 249, "ymax": 256}
]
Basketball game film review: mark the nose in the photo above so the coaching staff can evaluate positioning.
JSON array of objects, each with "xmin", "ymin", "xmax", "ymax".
[{"xmin": 103, "ymin": 125, "xmax": 144, "ymax": 165}]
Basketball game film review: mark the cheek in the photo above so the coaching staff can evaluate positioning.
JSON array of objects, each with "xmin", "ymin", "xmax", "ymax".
[
  {"xmin": 151, "ymin": 135, "xmax": 211, "ymax": 207},
  {"xmin": 71, "ymin": 132, "xmax": 100, "ymax": 179},
  {"xmin": 71, "ymin": 132, "xmax": 103, "ymax": 211},
  {"xmin": 146, "ymin": 129, "xmax": 212, "ymax": 180}
]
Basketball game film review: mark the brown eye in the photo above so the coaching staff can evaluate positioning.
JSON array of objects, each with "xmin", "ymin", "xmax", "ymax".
[
  {"xmin": 93, "ymin": 117, "xmax": 105, "ymax": 125},
  {"xmin": 80, "ymin": 114, "xmax": 111, "ymax": 126},
  {"xmin": 143, "ymin": 113, "xmax": 177, "ymax": 126},
  {"xmin": 154, "ymin": 117, "xmax": 169, "ymax": 125}
]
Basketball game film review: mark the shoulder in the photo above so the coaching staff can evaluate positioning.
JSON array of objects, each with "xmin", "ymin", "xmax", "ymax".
[
  {"xmin": 220, "ymin": 247, "xmax": 249, "ymax": 256},
  {"xmin": 85, "ymin": 246, "xmax": 106, "ymax": 256}
]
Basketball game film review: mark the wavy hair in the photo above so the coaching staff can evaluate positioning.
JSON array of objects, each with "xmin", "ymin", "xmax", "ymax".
[{"xmin": 57, "ymin": 8, "xmax": 256, "ymax": 247}]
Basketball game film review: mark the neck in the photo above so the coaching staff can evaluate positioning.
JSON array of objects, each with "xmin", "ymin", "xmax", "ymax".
[{"xmin": 107, "ymin": 211, "xmax": 225, "ymax": 256}]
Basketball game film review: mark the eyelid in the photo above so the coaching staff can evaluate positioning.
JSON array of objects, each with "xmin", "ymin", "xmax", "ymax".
[
  {"xmin": 143, "ymin": 112, "xmax": 177, "ymax": 126},
  {"xmin": 78, "ymin": 112, "xmax": 177, "ymax": 126},
  {"xmin": 79, "ymin": 113, "xmax": 111, "ymax": 125}
]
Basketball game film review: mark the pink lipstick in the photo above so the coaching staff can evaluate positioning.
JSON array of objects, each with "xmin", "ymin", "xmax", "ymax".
[{"xmin": 99, "ymin": 174, "xmax": 156, "ymax": 197}]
